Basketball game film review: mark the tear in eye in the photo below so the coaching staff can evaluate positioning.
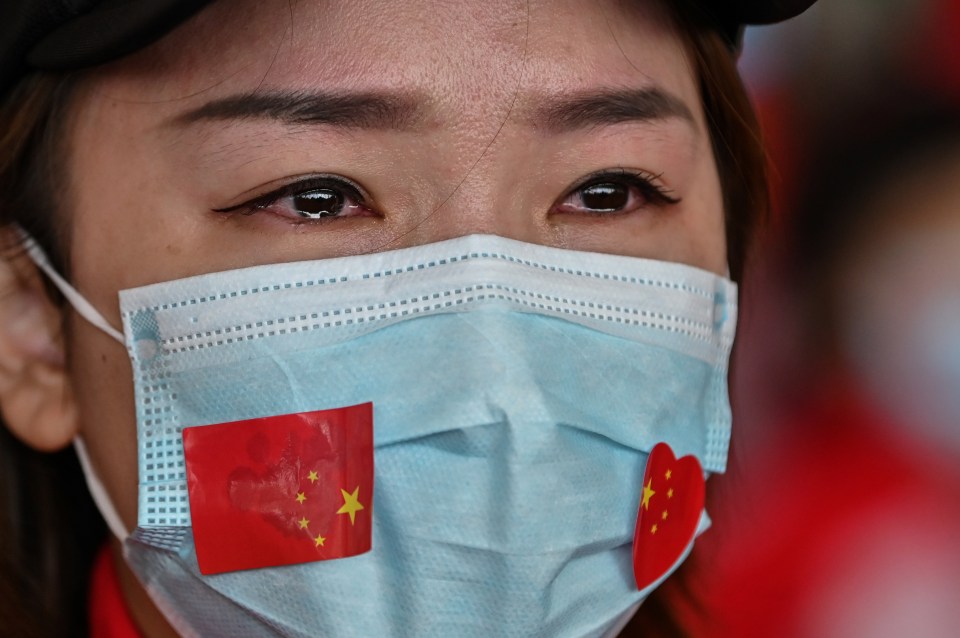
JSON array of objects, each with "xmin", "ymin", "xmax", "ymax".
[
  {"xmin": 294, "ymin": 189, "xmax": 345, "ymax": 218},
  {"xmin": 213, "ymin": 175, "xmax": 376, "ymax": 223}
]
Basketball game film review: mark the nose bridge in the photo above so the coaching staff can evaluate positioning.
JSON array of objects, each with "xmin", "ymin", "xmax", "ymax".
[{"xmin": 405, "ymin": 145, "xmax": 548, "ymax": 247}]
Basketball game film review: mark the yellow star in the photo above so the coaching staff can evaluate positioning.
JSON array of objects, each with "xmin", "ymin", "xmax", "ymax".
[
  {"xmin": 641, "ymin": 479, "xmax": 656, "ymax": 510},
  {"xmin": 307, "ymin": 470, "xmax": 319, "ymax": 484},
  {"xmin": 296, "ymin": 491, "xmax": 306, "ymax": 504},
  {"xmin": 651, "ymin": 524, "xmax": 658, "ymax": 535},
  {"xmin": 667, "ymin": 488, "xmax": 674, "ymax": 499},
  {"xmin": 336, "ymin": 486, "xmax": 364, "ymax": 525},
  {"xmin": 661, "ymin": 510, "xmax": 668, "ymax": 521},
  {"xmin": 665, "ymin": 469, "xmax": 672, "ymax": 480},
  {"xmin": 314, "ymin": 533, "xmax": 326, "ymax": 547},
  {"xmin": 298, "ymin": 517, "xmax": 310, "ymax": 530}
]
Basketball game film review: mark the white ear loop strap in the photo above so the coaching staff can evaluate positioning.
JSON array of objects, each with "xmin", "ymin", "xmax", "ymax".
[
  {"xmin": 15, "ymin": 228, "xmax": 130, "ymax": 539},
  {"xmin": 15, "ymin": 227, "xmax": 124, "ymax": 344}
]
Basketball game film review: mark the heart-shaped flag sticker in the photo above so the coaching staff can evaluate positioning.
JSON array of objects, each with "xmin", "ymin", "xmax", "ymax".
[{"xmin": 633, "ymin": 442, "xmax": 705, "ymax": 590}]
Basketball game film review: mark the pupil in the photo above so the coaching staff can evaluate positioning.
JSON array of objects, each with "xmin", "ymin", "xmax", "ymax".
[
  {"xmin": 581, "ymin": 183, "xmax": 627, "ymax": 211},
  {"xmin": 294, "ymin": 189, "xmax": 343, "ymax": 218}
]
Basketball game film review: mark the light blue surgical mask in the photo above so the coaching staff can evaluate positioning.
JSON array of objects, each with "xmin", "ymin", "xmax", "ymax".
[{"xmin": 24, "ymin": 233, "xmax": 737, "ymax": 638}]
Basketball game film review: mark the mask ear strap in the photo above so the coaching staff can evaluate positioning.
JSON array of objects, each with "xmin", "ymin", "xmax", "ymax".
[
  {"xmin": 14, "ymin": 229, "xmax": 129, "ymax": 538},
  {"xmin": 15, "ymin": 227, "xmax": 125, "ymax": 344}
]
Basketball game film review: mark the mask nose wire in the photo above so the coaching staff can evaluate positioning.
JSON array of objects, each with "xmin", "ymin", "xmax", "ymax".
[{"xmin": 15, "ymin": 227, "xmax": 125, "ymax": 344}]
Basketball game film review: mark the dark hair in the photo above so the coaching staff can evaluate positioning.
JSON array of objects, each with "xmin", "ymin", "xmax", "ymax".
[
  {"xmin": 621, "ymin": 6, "xmax": 768, "ymax": 634},
  {"xmin": 0, "ymin": 72, "xmax": 105, "ymax": 638},
  {"xmin": 0, "ymin": 5, "xmax": 767, "ymax": 636},
  {"xmin": 0, "ymin": 73, "xmax": 77, "ymax": 271}
]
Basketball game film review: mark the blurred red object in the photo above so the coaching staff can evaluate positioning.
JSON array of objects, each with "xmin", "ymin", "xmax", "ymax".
[
  {"xmin": 659, "ymin": 373, "xmax": 960, "ymax": 637},
  {"xmin": 911, "ymin": 0, "xmax": 960, "ymax": 102}
]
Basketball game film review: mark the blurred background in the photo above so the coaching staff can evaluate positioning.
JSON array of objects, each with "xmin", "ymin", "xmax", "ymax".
[{"xmin": 652, "ymin": 1, "xmax": 960, "ymax": 636}]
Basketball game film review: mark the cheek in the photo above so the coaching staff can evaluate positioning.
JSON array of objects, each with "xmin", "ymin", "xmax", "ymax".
[
  {"xmin": 68, "ymin": 316, "xmax": 139, "ymax": 531},
  {"xmin": 648, "ymin": 132, "xmax": 727, "ymax": 274},
  {"xmin": 680, "ymin": 154, "xmax": 727, "ymax": 275}
]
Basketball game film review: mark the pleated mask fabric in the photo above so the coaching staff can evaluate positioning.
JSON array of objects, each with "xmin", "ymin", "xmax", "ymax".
[{"xmin": 29, "ymin": 232, "xmax": 739, "ymax": 637}]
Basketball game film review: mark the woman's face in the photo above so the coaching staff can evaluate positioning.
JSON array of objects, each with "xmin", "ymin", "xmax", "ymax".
[{"xmin": 63, "ymin": 0, "xmax": 724, "ymax": 537}]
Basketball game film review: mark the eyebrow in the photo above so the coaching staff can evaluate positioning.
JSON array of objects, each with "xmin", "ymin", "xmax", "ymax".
[
  {"xmin": 532, "ymin": 87, "xmax": 696, "ymax": 132},
  {"xmin": 171, "ymin": 90, "xmax": 425, "ymax": 130},
  {"xmin": 170, "ymin": 86, "xmax": 694, "ymax": 134}
]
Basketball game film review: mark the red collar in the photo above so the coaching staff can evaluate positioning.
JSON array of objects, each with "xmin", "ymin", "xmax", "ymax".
[{"xmin": 89, "ymin": 544, "xmax": 142, "ymax": 638}]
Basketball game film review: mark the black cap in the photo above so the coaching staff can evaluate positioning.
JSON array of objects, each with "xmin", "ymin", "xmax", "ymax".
[
  {"xmin": 692, "ymin": 0, "xmax": 819, "ymax": 47},
  {"xmin": 0, "ymin": 0, "xmax": 818, "ymax": 98}
]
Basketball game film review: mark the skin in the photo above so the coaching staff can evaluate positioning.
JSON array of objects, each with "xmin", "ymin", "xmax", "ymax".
[{"xmin": 0, "ymin": 0, "xmax": 725, "ymax": 634}]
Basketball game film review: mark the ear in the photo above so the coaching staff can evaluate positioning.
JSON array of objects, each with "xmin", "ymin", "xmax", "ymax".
[{"xmin": 0, "ymin": 238, "xmax": 78, "ymax": 451}]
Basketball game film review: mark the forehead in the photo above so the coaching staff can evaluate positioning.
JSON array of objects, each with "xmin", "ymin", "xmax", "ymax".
[{"xmin": 94, "ymin": 0, "xmax": 696, "ymax": 120}]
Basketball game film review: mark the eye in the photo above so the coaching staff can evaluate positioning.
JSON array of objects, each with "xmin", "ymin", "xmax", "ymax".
[
  {"xmin": 553, "ymin": 170, "xmax": 680, "ymax": 216},
  {"xmin": 214, "ymin": 176, "xmax": 376, "ymax": 222}
]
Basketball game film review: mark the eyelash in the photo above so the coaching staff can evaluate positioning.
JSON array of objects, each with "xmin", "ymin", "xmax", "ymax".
[
  {"xmin": 554, "ymin": 168, "xmax": 680, "ymax": 216},
  {"xmin": 212, "ymin": 175, "xmax": 372, "ymax": 222},
  {"xmin": 213, "ymin": 168, "xmax": 679, "ymax": 223}
]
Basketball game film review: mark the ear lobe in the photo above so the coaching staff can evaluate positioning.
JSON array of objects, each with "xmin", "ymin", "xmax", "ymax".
[{"xmin": 0, "ymin": 246, "xmax": 78, "ymax": 452}]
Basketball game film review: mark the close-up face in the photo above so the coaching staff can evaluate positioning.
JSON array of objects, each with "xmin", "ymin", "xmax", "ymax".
[{"xmin": 63, "ymin": 0, "xmax": 725, "ymax": 532}]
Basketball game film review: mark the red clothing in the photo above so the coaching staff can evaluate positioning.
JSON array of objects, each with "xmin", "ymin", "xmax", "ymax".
[
  {"xmin": 89, "ymin": 545, "xmax": 142, "ymax": 638},
  {"xmin": 659, "ymin": 378, "xmax": 960, "ymax": 637}
]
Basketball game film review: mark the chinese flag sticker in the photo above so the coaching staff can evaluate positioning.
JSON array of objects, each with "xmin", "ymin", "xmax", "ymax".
[
  {"xmin": 632, "ymin": 442, "xmax": 704, "ymax": 590},
  {"xmin": 182, "ymin": 403, "xmax": 373, "ymax": 575}
]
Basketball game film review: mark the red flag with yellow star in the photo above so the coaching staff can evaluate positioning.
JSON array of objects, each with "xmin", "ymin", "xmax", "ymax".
[
  {"xmin": 633, "ymin": 442, "xmax": 705, "ymax": 590},
  {"xmin": 182, "ymin": 403, "xmax": 373, "ymax": 575}
]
